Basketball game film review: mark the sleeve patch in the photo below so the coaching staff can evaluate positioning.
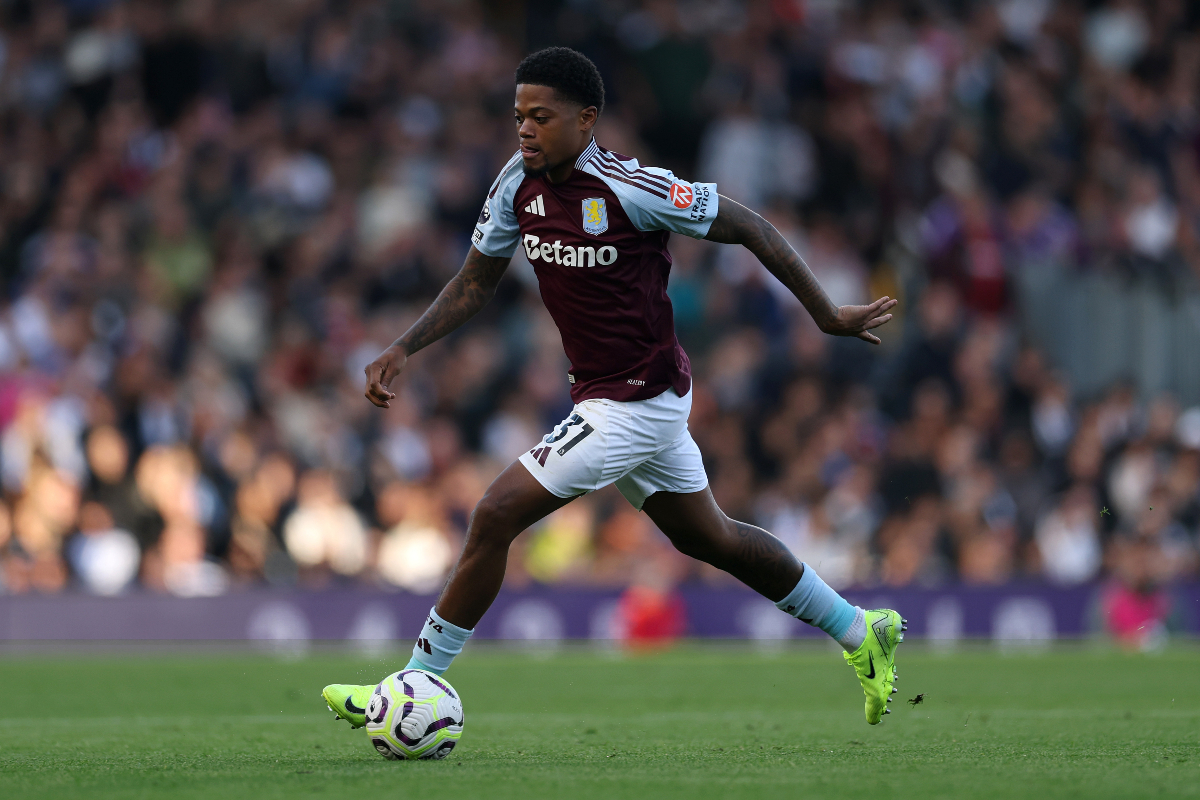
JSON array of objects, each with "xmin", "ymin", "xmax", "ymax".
[
  {"xmin": 472, "ymin": 151, "xmax": 524, "ymax": 257},
  {"xmin": 686, "ymin": 184, "xmax": 713, "ymax": 223},
  {"xmin": 669, "ymin": 183, "xmax": 693, "ymax": 208}
]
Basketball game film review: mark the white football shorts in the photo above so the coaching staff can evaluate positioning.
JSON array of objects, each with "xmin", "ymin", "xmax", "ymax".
[{"xmin": 517, "ymin": 388, "xmax": 709, "ymax": 510}]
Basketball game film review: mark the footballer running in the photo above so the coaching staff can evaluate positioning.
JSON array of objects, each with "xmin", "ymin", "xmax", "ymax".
[{"xmin": 324, "ymin": 47, "xmax": 905, "ymax": 727}]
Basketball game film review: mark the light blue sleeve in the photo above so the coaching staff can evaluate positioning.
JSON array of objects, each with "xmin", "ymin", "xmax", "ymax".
[
  {"xmin": 471, "ymin": 152, "xmax": 525, "ymax": 258},
  {"xmin": 579, "ymin": 151, "xmax": 719, "ymax": 238}
]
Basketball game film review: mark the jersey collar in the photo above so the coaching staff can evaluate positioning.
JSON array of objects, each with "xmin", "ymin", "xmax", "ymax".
[{"xmin": 574, "ymin": 139, "xmax": 599, "ymax": 170}]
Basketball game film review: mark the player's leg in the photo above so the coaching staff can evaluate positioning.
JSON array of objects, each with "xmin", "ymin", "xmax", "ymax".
[
  {"xmin": 403, "ymin": 461, "xmax": 573, "ymax": 677},
  {"xmin": 640, "ymin": 487, "xmax": 905, "ymax": 724},
  {"xmin": 437, "ymin": 461, "xmax": 573, "ymax": 627},
  {"xmin": 623, "ymin": 422, "xmax": 905, "ymax": 724},
  {"xmin": 324, "ymin": 402, "xmax": 615, "ymax": 726},
  {"xmin": 323, "ymin": 462, "xmax": 570, "ymax": 727},
  {"xmin": 625, "ymin": 425, "xmax": 869, "ymax": 649},
  {"xmin": 639, "ymin": 486, "xmax": 862, "ymax": 644},
  {"xmin": 401, "ymin": 404, "xmax": 616, "ymax": 678},
  {"xmin": 620, "ymin": 425, "xmax": 861, "ymax": 644},
  {"xmin": 639, "ymin": 488, "xmax": 802, "ymax": 598}
]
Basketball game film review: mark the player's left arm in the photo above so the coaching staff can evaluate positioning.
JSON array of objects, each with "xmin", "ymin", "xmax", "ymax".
[{"xmin": 704, "ymin": 195, "xmax": 897, "ymax": 344}]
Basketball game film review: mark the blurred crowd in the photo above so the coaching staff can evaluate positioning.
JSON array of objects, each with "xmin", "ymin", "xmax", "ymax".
[{"xmin": 1, "ymin": 0, "xmax": 1199, "ymax": 643}]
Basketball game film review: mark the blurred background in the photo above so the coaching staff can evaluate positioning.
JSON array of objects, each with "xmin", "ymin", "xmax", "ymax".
[{"xmin": 1, "ymin": 0, "xmax": 1199, "ymax": 649}]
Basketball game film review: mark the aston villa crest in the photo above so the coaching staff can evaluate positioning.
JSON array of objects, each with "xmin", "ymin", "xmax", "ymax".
[{"xmin": 582, "ymin": 198, "xmax": 608, "ymax": 235}]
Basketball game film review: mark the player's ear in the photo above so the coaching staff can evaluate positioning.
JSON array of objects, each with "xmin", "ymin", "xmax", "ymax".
[{"xmin": 579, "ymin": 105, "xmax": 598, "ymax": 132}]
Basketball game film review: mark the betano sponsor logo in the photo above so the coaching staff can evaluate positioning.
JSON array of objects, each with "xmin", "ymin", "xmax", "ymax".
[{"xmin": 523, "ymin": 234, "xmax": 616, "ymax": 267}]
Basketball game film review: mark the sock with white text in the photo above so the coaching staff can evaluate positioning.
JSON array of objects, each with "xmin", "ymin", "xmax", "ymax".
[{"xmin": 405, "ymin": 607, "xmax": 472, "ymax": 675}]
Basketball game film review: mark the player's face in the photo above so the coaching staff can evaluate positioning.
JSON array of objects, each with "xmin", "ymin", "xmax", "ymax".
[{"xmin": 514, "ymin": 84, "xmax": 597, "ymax": 180}]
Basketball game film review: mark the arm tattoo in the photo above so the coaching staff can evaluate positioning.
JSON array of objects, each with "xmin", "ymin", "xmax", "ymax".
[
  {"xmin": 394, "ymin": 247, "xmax": 510, "ymax": 356},
  {"xmin": 704, "ymin": 195, "xmax": 837, "ymax": 329}
]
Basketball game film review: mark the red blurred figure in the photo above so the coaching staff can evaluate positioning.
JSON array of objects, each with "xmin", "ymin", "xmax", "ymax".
[
  {"xmin": 618, "ymin": 584, "xmax": 686, "ymax": 647},
  {"xmin": 1102, "ymin": 537, "xmax": 1171, "ymax": 650}
]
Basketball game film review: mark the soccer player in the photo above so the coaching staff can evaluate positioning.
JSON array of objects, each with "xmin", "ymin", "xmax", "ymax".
[{"xmin": 324, "ymin": 47, "xmax": 904, "ymax": 727}]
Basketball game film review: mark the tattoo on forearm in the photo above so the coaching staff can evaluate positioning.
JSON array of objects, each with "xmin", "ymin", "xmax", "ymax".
[
  {"xmin": 705, "ymin": 196, "xmax": 836, "ymax": 328},
  {"xmin": 395, "ymin": 248, "xmax": 509, "ymax": 355}
]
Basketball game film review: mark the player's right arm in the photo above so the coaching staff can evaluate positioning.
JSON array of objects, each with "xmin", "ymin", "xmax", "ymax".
[
  {"xmin": 364, "ymin": 247, "xmax": 510, "ymax": 408},
  {"xmin": 365, "ymin": 153, "xmax": 525, "ymax": 408}
]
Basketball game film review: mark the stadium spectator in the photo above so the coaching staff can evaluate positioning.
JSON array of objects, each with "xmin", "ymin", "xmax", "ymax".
[{"xmin": 0, "ymin": 0, "xmax": 1196, "ymax": 618}]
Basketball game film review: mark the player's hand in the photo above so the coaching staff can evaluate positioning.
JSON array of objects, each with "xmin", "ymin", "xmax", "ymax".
[
  {"xmin": 822, "ymin": 297, "xmax": 898, "ymax": 345},
  {"xmin": 364, "ymin": 345, "xmax": 407, "ymax": 408}
]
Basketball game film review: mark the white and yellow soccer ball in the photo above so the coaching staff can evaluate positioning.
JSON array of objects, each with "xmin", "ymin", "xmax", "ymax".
[{"xmin": 365, "ymin": 669, "xmax": 464, "ymax": 760}]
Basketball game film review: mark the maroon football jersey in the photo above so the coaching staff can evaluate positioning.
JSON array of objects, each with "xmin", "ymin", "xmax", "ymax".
[{"xmin": 472, "ymin": 140, "xmax": 719, "ymax": 402}]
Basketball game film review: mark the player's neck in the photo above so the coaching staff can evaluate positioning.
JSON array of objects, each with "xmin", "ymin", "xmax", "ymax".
[{"xmin": 544, "ymin": 138, "xmax": 594, "ymax": 185}]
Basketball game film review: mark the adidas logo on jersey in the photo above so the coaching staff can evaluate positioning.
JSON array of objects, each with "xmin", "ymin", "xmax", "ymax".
[{"xmin": 524, "ymin": 195, "xmax": 546, "ymax": 216}]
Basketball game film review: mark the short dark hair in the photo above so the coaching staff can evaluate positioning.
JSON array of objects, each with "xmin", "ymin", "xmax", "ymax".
[{"xmin": 515, "ymin": 47, "xmax": 605, "ymax": 115}]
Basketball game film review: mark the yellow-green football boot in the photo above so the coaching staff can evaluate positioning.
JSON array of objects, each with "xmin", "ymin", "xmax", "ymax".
[
  {"xmin": 321, "ymin": 684, "xmax": 373, "ymax": 729},
  {"xmin": 843, "ymin": 609, "xmax": 906, "ymax": 724}
]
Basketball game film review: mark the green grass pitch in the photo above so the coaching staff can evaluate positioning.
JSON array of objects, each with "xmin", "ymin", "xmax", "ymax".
[{"xmin": 1, "ymin": 644, "xmax": 1197, "ymax": 799}]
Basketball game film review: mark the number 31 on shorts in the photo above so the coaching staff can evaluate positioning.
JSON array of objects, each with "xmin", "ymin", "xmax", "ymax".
[{"xmin": 529, "ymin": 414, "xmax": 594, "ymax": 466}]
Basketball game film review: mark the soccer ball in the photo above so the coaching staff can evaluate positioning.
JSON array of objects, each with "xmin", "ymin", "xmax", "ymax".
[{"xmin": 365, "ymin": 669, "xmax": 464, "ymax": 760}]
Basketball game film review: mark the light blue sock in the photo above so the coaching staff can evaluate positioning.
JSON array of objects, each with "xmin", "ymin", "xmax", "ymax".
[
  {"xmin": 405, "ymin": 608, "xmax": 472, "ymax": 675},
  {"xmin": 775, "ymin": 563, "xmax": 860, "ymax": 646}
]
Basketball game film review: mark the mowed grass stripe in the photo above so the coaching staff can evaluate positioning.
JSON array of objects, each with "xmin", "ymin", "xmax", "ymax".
[
  {"xmin": 0, "ymin": 646, "xmax": 1197, "ymax": 800},
  {"xmin": 5, "ymin": 707, "xmax": 1196, "ymax": 729}
]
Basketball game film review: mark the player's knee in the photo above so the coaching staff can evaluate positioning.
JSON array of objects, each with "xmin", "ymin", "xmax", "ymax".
[{"xmin": 465, "ymin": 491, "xmax": 521, "ymax": 548}]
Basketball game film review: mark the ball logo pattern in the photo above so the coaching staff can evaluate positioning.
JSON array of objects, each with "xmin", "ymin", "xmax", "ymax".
[
  {"xmin": 364, "ymin": 669, "xmax": 465, "ymax": 760},
  {"xmin": 366, "ymin": 687, "xmax": 388, "ymax": 725},
  {"xmin": 371, "ymin": 737, "xmax": 399, "ymax": 760}
]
